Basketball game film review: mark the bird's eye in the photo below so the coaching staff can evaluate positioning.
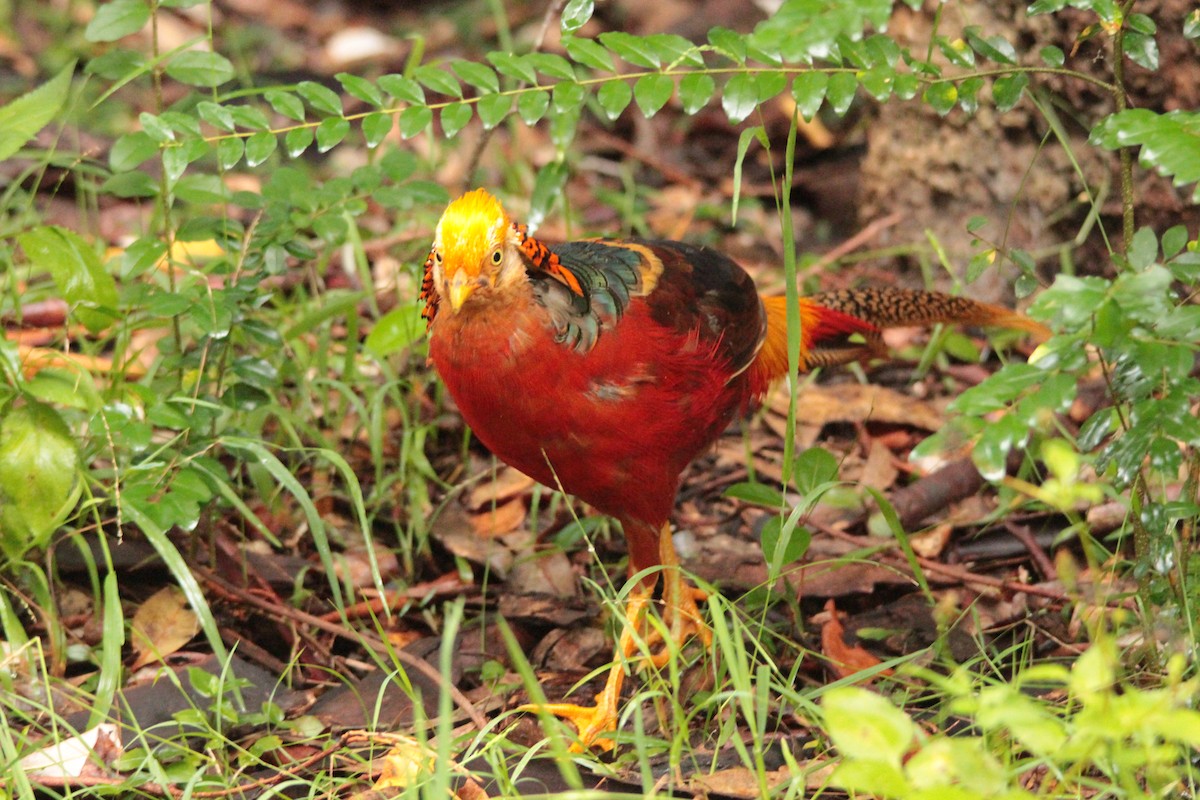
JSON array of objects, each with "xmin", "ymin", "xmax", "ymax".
[
  {"xmin": 491, "ymin": 249, "xmax": 503, "ymax": 265},
  {"xmin": 433, "ymin": 251, "xmax": 443, "ymax": 264}
]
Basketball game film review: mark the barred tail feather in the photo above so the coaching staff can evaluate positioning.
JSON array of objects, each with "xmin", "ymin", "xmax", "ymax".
[{"xmin": 746, "ymin": 288, "xmax": 1049, "ymax": 396}]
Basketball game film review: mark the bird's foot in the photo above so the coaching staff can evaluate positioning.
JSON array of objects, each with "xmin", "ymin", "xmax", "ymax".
[{"xmin": 518, "ymin": 692, "xmax": 619, "ymax": 753}]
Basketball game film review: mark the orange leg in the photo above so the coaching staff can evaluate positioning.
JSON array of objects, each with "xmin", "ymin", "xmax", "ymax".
[
  {"xmin": 521, "ymin": 523, "xmax": 712, "ymax": 750},
  {"xmin": 520, "ymin": 583, "xmax": 652, "ymax": 752},
  {"xmin": 643, "ymin": 522, "xmax": 712, "ymax": 668}
]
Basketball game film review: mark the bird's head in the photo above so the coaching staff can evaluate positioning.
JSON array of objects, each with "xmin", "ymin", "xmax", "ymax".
[{"xmin": 427, "ymin": 189, "xmax": 527, "ymax": 313}]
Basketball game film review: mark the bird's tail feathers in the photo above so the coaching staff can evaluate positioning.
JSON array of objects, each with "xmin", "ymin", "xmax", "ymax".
[{"xmin": 747, "ymin": 288, "xmax": 1049, "ymax": 396}]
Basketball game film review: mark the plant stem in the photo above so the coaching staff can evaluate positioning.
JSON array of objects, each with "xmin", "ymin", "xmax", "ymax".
[{"xmin": 1112, "ymin": 1, "xmax": 1137, "ymax": 250}]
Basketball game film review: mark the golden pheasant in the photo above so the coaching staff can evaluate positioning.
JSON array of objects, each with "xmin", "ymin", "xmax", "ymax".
[{"xmin": 421, "ymin": 188, "xmax": 1048, "ymax": 750}]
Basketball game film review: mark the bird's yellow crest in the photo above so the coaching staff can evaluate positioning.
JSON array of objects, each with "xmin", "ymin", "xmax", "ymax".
[{"xmin": 434, "ymin": 188, "xmax": 511, "ymax": 279}]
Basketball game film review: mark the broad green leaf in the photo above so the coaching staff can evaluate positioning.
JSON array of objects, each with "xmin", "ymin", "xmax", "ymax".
[
  {"xmin": 1186, "ymin": 9, "xmax": 1200, "ymax": 39},
  {"xmin": 633, "ymin": 73, "xmax": 672, "ymax": 117},
  {"xmin": 488, "ymin": 52, "xmax": 539, "ymax": 84},
  {"xmin": 708, "ymin": 26, "xmax": 748, "ymax": 63},
  {"xmin": 964, "ymin": 26, "xmax": 1016, "ymax": 64},
  {"xmin": 958, "ymin": 76, "xmax": 984, "ymax": 114},
  {"xmin": 0, "ymin": 401, "xmax": 80, "ymax": 559},
  {"xmin": 724, "ymin": 482, "xmax": 784, "ymax": 507},
  {"xmin": 529, "ymin": 161, "xmax": 569, "ymax": 231},
  {"xmin": 399, "ymin": 106, "xmax": 432, "ymax": 138},
  {"xmin": 524, "ymin": 53, "xmax": 577, "ymax": 81},
  {"xmin": 165, "ymin": 51, "xmax": 235, "ymax": 88},
  {"xmin": 1040, "ymin": 45, "xmax": 1065, "ymax": 66},
  {"xmin": 599, "ymin": 31, "xmax": 660, "ymax": 68},
  {"xmin": 992, "ymin": 73, "xmax": 1028, "ymax": 112},
  {"xmin": 858, "ymin": 65, "xmax": 893, "ymax": 101},
  {"xmin": 722, "ymin": 72, "xmax": 757, "ymax": 123},
  {"xmin": 560, "ymin": 0, "xmax": 593, "ymax": 35},
  {"xmin": 794, "ymin": 447, "xmax": 838, "ymax": 494},
  {"xmin": 284, "ymin": 125, "xmax": 313, "ymax": 157},
  {"xmin": 1090, "ymin": 109, "xmax": 1200, "ymax": 192},
  {"xmin": 825, "ymin": 71, "xmax": 858, "ymax": 115},
  {"xmin": 517, "ymin": 90, "xmax": 550, "ymax": 124},
  {"xmin": 754, "ymin": 71, "xmax": 787, "ymax": 102},
  {"xmin": 679, "ymin": 73, "xmax": 714, "ymax": 114},
  {"xmin": 85, "ymin": 0, "xmax": 149, "ymax": 42},
  {"xmin": 265, "ymin": 89, "xmax": 305, "ymax": 121},
  {"xmin": 923, "ymin": 80, "xmax": 957, "ymax": 115},
  {"xmin": 244, "ymin": 130, "xmax": 277, "ymax": 165},
  {"xmin": 194, "ymin": 101, "xmax": 233, "ymax": 132},
  {"xmin": 217, "ymin": 137, "xmax": 243, "ymax": 169},
  {"xmin": 362, "ymin": 112, "xmax": 392, "ymax": 146},
  {"xmin": 315, "ymin": 117, "xmax": 349, "ymax": 151},
  {"xmin": 18, "ymin": 226, "xmax": 118, "ymax": 333},
  {"xmin": 378, "ymin": 73, "xmax": 425, "ymax": 104},
  {"xmin": 365, "ymin": 305, "xmax": 423, "ymax": 356},
  {"xmin": 226, "ymin": 105, "xmax": 269, "ymax": 131},
  {"xmin": 0, "ymin": 62, "xmax": 75, "ymax": 162},
  {"xmin": 823, "ymin": 687, "xmax": 917, "ymax": 767},
  {"xmin": 413, "ymin": 65, "xmax": 463, "ymax": 98},
  {"xmin": 336, "ymin": 72, "xmax": 383, "ymax": 106},
  {"xmin": 1123, "ymin": 30, "xmax": 1159, "ymax": 70},
  {"xmin": 476, "ymin": 93, "xmax": 511, "ymax": 130},
  {"xmin": 440, "ymin": 102, "xmax": 472, "ymax": 138},
  {"xmin": 1162, "ymin": 224, "xmax": 1188, "ymax": 259},
  {"xmin": 561, "ymin": 36, "xmax": 614, "ymax": 72},
  {"xmin": 760, "ymin": 516, "xmax": 811, "ymax": 565},
  {"xmin": 1128, "ymin": 226, "xmax": 1158, "ymax": 269},
  {"xmin": 936, "ymin": 36, "xmax": 975, "ymax": 68},
  {"xmin": 643, "ymin": 33, "xmax": 704, "ymax": 68},
  {"xmin": 552, "ymin": 81, "xmax": 585, "ymax": 113},
  {"xmin": 452, "ymin": 60, "xmax": 500, "ymax": 94},
  {"xmin": 597, "ymin": 80, "xmax": 632, "ymax": 121},
  {"xmin": 792, "ymin": 71, "xmax": 827, "ymax": 121},
  {"xmin": 297, "ymin": 80, "xmax": 343, "ymax": 114}
]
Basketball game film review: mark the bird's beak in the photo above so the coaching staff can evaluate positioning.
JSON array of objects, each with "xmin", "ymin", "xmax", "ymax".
[{"xmin": 447, "ymin": 273, "xmax": 474, "ymax": 311}]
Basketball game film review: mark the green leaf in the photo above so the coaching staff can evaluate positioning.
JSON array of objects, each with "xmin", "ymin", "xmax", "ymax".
[
  {"xmin": 18, "ymin": 226, "xmax": 118, "ymax": 334},
  {"xmin": 399, "ymin": 106, "xmax": 432, "ymax": 138},
  {"xmin": 440, "ymin": 102, "xmax": 472, "ymax": 138},
  {"xmin": 217, "ymin": 136, "xmax": 243, "ymax": 169},
  {"xmin": 597, "ymin": 80, "xmax": 632, "ymax": 121},
  {"xmin": 1128, "ymin": 226, "xmax": 1158, "ymax": 269},
  {"xmin": 992, "ymin": 73, "xmax": 1028, "ymax": 112},
  {"xmin": 958, "ymin": 76, "xmax": 984, "ymax": 114},
  {"xmin": 1186, "ymin": 9, "xmax": 1200, "ymax": 39},
  {"xmin": 936, "ymin": 36, "xmax": 975, "ymax": 68},
  {"xmin": 1123, "ymin": 30, "xmax": 1159, "ymax": 70},
  {"xmin": 85, "ymin": 0, "xmax": 149, "ymax": 42},
  {"xmin": 0, "ymin": 62, "xmax": 74, "ymax": 162},
  {"xmin": 552, "ymin": 81, "xmax": 585, "ymax": 113},
  {"xmin": 825, "ymin": 71, "xmax": 858, "ymax": 115},
  {"xmin": 525, "ymin": 53, "xmax": 577, "ymax": 81},
  {"xmin": 378, "ymin": 73, "xmax": 425, "ymax": 104},
  {"xmin": 823, "ymin": 687, "xmax": 917, "ymax": 767},
  {"xmin": 599, "ymin": 31, "xmax": 660, "ymax": 68},
  {"xmin": 315, "ymin": 117, "xmax": 349, "ymax": 151},
  {"xmin": 335, "ymin": 72, "xmax": 383, "ymax": 106},
  {"xmin": 245, "ymin": 130, "xmax": 277, "ymax": 165},
  {"xmin": 858, "ymin": 65, "xmax": 893, "ymax": 101},
  {"xmin": 724, "ymin": 482, "xmax": 784, "ymax": 507},
  {"xmin": 708, "ymin": 26, "xmax": 748, "ymax": 63},
  {"xmin": 560, "ymin": 0, "xmax": 593, "ymax": 35},
  {"xmin": 562, "ymin": 36, "xmax": 615, "ymax": 72},
  {"xmin": 644, "ymin": 33, "xmax": 704, "ymax": 67},
  {"xmin": 633, "ymin": 73, "xmax": 672, "ymax": 117},
  {"xmin": 964, "ymin": 26, "xmax": 1016, "ymax": 64},
  {"xmin": 731, "ymin": 125, "xmax": 766, "ymax": 223},
  {"xmin": 0, "ymin": 401, "xmax": 80, "ymax": 559},
  {"xmin": 194, "ymin": 101, "xmax": 233, "ymax": 133},
  {"xmin": 792, "ymin": 71, "xmax": 827, "ymax": 121},
  {"xmin": 365, "ymin": 305, "xmax": 423, "ymax": 356},
  {"xmin": 165, "ymin": 51, "xmax": 235, "ymax": 88},
  {"xmin": 517, "ymin": 90, "xmax": 550, "ymax": 124},
  {"xmin": 284, "ymin": 125, "xmax": 313, "ymax": 157},
  {"xmin": 1040, "ymin": 45, "xmax": 1065, "ymax": 67},
  {"xmin": 1162, "ymin": 224, "xmax": 1188, "ymax": 259},
  {"xmin": 679, "ymin": 73, "xmax": 714, "ymax": 114},
  {"xmin": 488, "ymin": 52, "xmax": 539, "ymax": 84},
  {"xmin": 414, "ymin": 65, "xmax": 463, "ymax": 98},
  {"xmin": 452, "ymin": 60, "xmax": 500, "ymax": 94},
  {"xmin": 722, "ymin": 72, "xmax": 757, "ymax": 123},
  {"xmin": 265, "ymin": 89, "xmax": 305, "ymax": 121},
  {"xmin": 893, "ymin": 72, "xmax": 919, "ymax": 100},
  {"xmin": 529, "ymin": 161, "xmax": 569, "ymax": 230},
  {"xmin": 923, "ymin": 80, "xmax": 957, "ymax": 115},
  {"xmin": 297, "ymin": 80, "xmax": 343, "ymax": 115},
  {"xmin": 476, "ymin": 93, "xmax": 511, "ymax": 130},
  {"xmin": 794, "ymin": 447, "xmax": 838, "ymax": 495},
  {"xmin": 1090, "ymin": 109, "xmax": 1200, "ymax": 191},
  {"xmin": 362, "ymin": 112, "xmax": 392, "ymax": 147},
  {"xmin": 754, "ymin": 71, "xmax": 788, "ymax": 102},
  {"xmin": 761, "ymin": 516, "xmax": 811, "ymax": 565}
]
